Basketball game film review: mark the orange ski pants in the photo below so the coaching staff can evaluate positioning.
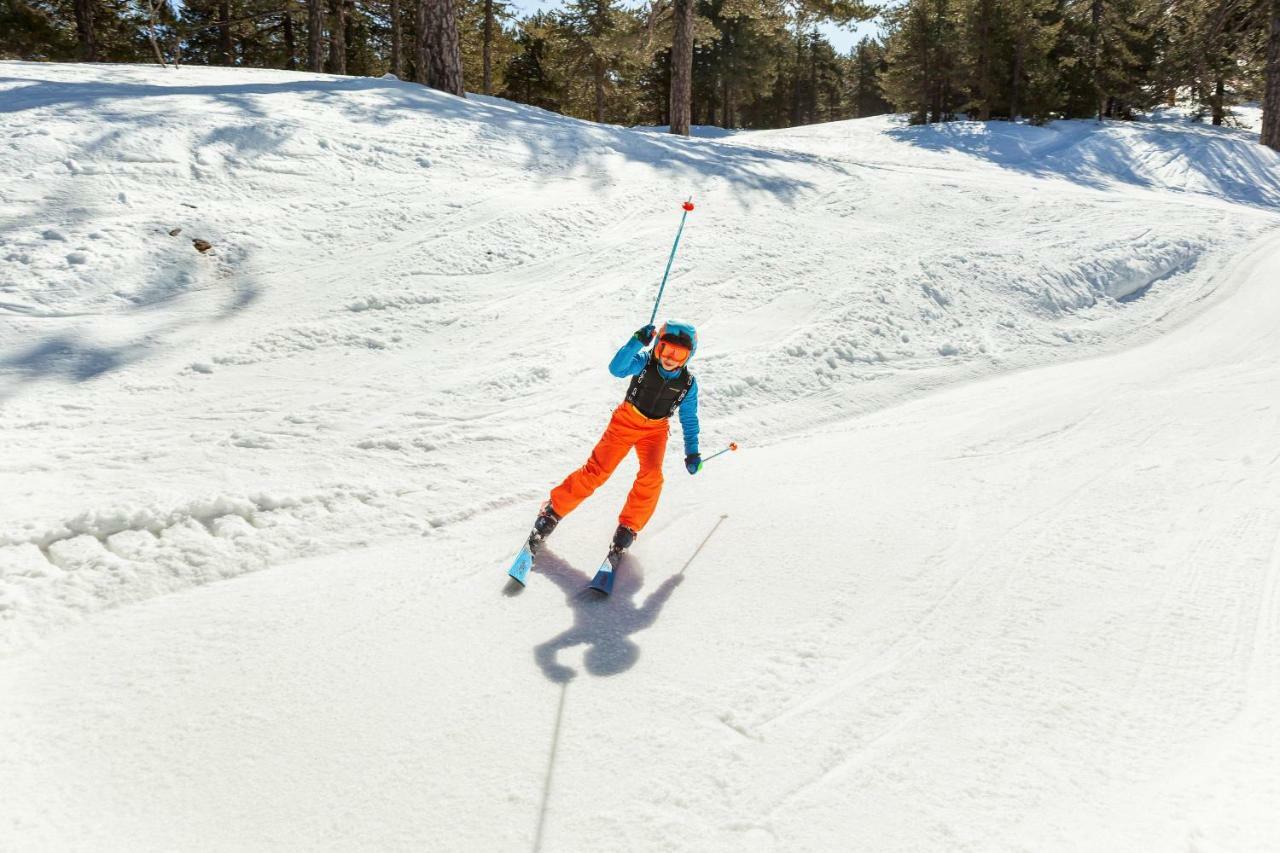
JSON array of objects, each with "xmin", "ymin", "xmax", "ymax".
[{"xmin": 549, "ymin": 403, "xmax": 669, "ymax": 533}]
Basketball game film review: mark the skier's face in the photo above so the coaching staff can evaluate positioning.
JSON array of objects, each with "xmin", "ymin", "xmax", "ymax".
[{"xmin": 654, "ymin": 338, "xmax": 690, "ymax": 371}]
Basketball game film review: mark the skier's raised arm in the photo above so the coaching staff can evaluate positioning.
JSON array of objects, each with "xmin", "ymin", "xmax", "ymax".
[{"xmin": 609, "ymin": 325, "xmax": 655, "ymax": 378}]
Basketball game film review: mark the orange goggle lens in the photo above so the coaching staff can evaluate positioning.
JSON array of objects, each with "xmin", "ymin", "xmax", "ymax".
[{"xmin": 655, "ymin": 340, "xmax": 691, "ymax": 364}]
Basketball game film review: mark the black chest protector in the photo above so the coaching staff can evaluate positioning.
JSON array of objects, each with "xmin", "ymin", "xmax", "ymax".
[{"xmin": 625, "ymin": 357, "xmax": 693, "ymax": 420}]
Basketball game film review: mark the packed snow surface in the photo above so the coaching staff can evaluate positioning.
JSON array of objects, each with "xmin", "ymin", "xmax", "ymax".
[{"xmin": 2, "ymin": 62, "xmax": 1279, "ymax": 851}]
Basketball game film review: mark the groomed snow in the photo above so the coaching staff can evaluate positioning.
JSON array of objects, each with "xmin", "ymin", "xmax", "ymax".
[{"xmin": 1, "ymin": 62, "xmax": 1279, "ymax": 851}]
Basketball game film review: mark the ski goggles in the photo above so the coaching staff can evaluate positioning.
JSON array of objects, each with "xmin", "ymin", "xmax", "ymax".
[{"xmin": 654, "ymin": 338, "xmax": 691, "ymax": 365}]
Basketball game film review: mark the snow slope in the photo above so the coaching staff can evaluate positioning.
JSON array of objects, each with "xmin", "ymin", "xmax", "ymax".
[{"xmin": 2, "ymin": 62, "xmax": 1280, "ymax": 851}]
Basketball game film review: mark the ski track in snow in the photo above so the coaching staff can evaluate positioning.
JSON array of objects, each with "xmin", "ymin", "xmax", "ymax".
[{"xmin": 2, "ymin": 63, "xmax": 1280, "ymax": 851}]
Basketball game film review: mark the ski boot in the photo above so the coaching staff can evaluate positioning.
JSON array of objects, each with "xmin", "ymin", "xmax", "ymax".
[
  {"xmin": 507, "ymin": 503, "xmax": 561, "ymax": 586},
  {"xmin": 608, "ymin": 524, "xmax": 636, "ymax": 556},
  {"xmin": 528, "ymin": 502, "xmax": 561, "ymax": 554},
  {"xmin": 589, "ymin": 525, "xmax": 636, "ymax": 595}
]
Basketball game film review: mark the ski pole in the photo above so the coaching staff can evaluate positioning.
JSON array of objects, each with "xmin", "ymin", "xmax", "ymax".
[
  {"xmin": 649, "ymin": 198, "xmax": 695, "ymax": 326},
  {"xmin": 698, "ymin": 442, "xmax": 738, "ymax": 470}
]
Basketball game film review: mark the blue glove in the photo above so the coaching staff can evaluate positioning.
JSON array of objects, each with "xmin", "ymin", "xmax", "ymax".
[
  {"xmin": 685, "ymin": 453, "xmax": 701, "ymax": 475},
  {"xmin": 634, "ymin": 324, "xmax": 656, "ymax": 345}
]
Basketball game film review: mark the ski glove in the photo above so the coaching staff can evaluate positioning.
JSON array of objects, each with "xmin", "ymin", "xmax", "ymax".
[
  {"xmin": 685, "ymin": 453, "xmax": 701, "ymax": 475},
  {"xmin": 634, "ymin": 324, "xmax": 656, "ymax": 345}
]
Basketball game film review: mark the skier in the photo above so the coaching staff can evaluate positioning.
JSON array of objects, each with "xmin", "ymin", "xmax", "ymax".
[{"xmin": 528, "ymin": 320, "xmax": 701, "ymax": 563}]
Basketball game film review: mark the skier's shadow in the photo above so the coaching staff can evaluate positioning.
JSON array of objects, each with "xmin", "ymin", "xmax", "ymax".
[{"xmin": 531, "ymin": 549, "xmax": 684, "ymax": 683}]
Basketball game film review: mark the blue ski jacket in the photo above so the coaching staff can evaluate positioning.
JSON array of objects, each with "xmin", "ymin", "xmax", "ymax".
[{"xmin": 608, "ymin": 336, "xmax": 700, "ymax": 456}]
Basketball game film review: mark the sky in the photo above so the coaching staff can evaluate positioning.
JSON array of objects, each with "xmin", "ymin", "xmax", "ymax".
[{"xmin": 815, "ymin": 17, "xmax": 885, "ymax": 53}]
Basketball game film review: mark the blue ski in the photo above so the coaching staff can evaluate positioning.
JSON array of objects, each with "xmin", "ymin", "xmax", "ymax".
[
  {"xmin": 588, "ymin": 552, "xmax": 620, "ymax": 595},
  {"xmin": 507, "ymin": 543, "xmax": 535, "ymax": 585}
]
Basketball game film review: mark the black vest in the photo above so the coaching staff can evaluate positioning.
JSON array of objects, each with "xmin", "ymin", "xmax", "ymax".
[{"xmin": 625, "ymin": 357, "xmax": 693, "ymax": 420}]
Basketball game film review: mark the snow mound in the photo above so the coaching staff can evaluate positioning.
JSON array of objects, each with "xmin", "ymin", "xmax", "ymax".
[{"xmin": 877, "ymin": 115, "xmax": 1280, "ymax": 209}]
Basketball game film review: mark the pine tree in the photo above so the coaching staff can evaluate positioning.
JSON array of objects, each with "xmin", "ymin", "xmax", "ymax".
[
  {"xmin": 810, "ymin": 32, "xmax": 845, "ymax": 120},
  {"xmin": 850, "ymin": 36, "xmax": 891, "ymax": 117},
  {"xmin": 1006, "ymin": 0, "xmax": 1060, "ymax": 121},
  {"xmin": 1060, "ymin": 0, "xmax": 1159, "ymax": 119},
  {"xmin": 964, "ymin": 0, "xmax": 998, "ymax": 118},
  {"xmin": 1172, "ymin": 0, "xmax": 1270, "ymax": 125},
  {"xmin": 560, "ymin": 0, "xmax": 626, "ymax": 122},
  {"xmin": 176, "ymin": 0, "xmax": 228, "ymax": 64},
  {"xmin": 882, "ymin": 0, "xmax": 965, "ymax": 122},
  {"xmin": 1, "ymin": 0, "xmax": 78, "ymax": 60},
  {"xmin": 453, "ymin": 0, "xmax": 516, "ymax": 94},
  {"xmin": 685, "ymin": 0, "xmax": 762, "ymax": 127},
  {"xmin": 500, "ymin": 11, "xmax": 565, "ymax": 109}
]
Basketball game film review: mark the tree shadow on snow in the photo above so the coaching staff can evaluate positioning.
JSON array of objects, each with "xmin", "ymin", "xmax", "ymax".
[
  {"xmin": 0, "ymin": 170, "xmax": 263, "ymax": 405},
  {"xmin": 0, "ymin": 273, "xmax": 262, "ymax": 406},
  {"xmin": 0, "ymin": 75, "xmax": 823, "ymax": 199},
  {"xmin": 0, "ymin": 334, "xmax": 145, "ymax": 383},
  {"xmin": 530, "ymin": 549, "xmax": 684, "ymax": 683}
]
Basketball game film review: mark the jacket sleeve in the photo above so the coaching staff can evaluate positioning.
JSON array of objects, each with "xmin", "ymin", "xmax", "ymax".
[
  {"xmin": 609, "ymin": 336, "xmax": 649, "ymax": 378},
  {"xmin": 678, "ymin": 378, "xmax": 700, "ymax": 456}
]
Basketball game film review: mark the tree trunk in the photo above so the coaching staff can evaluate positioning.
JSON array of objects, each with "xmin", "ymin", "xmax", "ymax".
[
  {"xmin": 386, "ymin": 0, "xmax": 401, "ymax": 76},
  {"xmin": 344, "ymin": 0, "xmax": 354, "ymax": 65},
  {"xmin": 391, "ymin": 0, "xmax": 402, "ymax": 77},
  {"xmin": 145, "ymin": 0, "xmax": 167, "ymax": 66},
  {"xmin": 425, "ymin": 0, "xmax": 465, "ymax": 95},
  {"xmin": 669, "ymin": 0, "xmax": 693, "ymax": 135},
  {"xmin": 328, "ymin": 0, "xmax": 346, "ymax": 74},
  {"xmin": 1263, "ymin": 0, "xmax": 1280, "ymax": 150},
  {"xmin": 722, "ymin": 32, "xmax": 735, "ymax": 128},
  {"xmin": 308, "ymin": 0, "xmax": 324, "ymax": 71},
  {"xmin": 1010, "ymin": 33, "xmax": 1024, "ymax": 120},
  {"xmin": 660, "ymin": 49, "xmax": 671, "ymax": 126},
  {"xmin": 1212, "ymin": 76, "xmax": 1225, "ymax": 125},
  {"xmin": 415, "ymin": 0, "xmax": 430, "ymax": 85},
  {"xmin": 808, "ymin": 30, "xmax": 818, "ymax": 124},
  {"xmin": 1091, "ymin": 0, "xmax": 1105, "ymax": 121},
  {"xmin": 790, "ymin": 25, "xmax": 803, "ymax": 126},
  {"xmin": 73, "ymin": 0, "xmax": 97, "ymax": 61},
  {"xmin": 283, "ymin": 12, "xmax": 296, "ymax": 69},
  {"xmin": 593, "ymin": 56, "xmax": 606, "ymax": 122},
  {"xmin": 218, "ymin": 1, "xmax": 233, "ymax": 65},
  {"xmin": 919, "ymin": 11, "xmax": 932, "ymax": 123},
  {"xmin": 975, "ymin": 0, "xmax": 992, "ymax": 120},
  {"xmin": 483, "ymin": 0, "xmax": 493, "ymax": 95}
]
